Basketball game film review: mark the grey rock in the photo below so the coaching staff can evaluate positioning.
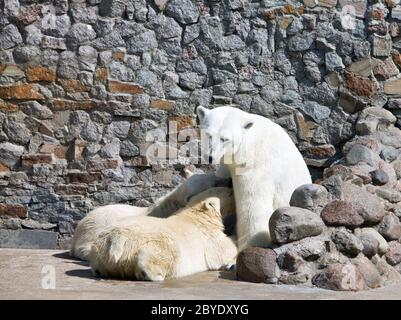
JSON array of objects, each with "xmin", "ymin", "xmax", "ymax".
[
  {"xmin": 288, "ymin": 32, "xmax": 314, "ymax": 51},
  {"xmin": 370, "ymin": 169, "xmax": 389, "ymax": 186},
  {"xmin": 355, "ymin": 227, "xmax": 389, "ymax": 257},
  {"xmin": 126, "ymin": 30, "xmax": 158, "ymax": 53},
  {"xmin": 78, "ymin": 45, "xmax": 97, "ymax": 72},
  {"xmin": 377, "ymin": 213, "xmax": 401, "ymax": 241},
  {"xmin": 70, "ymin": 3, "xmax": 98, "ymax": 24},
  {"xmin": 289, "ymin": 184, "xmax": 329, "ymax": 212},
  {"xmin": 4, "ymin": 121, "xmax": 32, "ymax": 145},
  {"xmin": 106, "ymin": 121, "xmax": 131, "ymax": 139},
  {"xmin": 108, "ymin": 61, "xmax": 135, "ymax": 82},
  {"xmin": 0, "ymin": 24, "xmax": 23, "ymax": 49},
  {"xmin": 269, "ymin": 207, "xmax": 325, "ymax": 244},
  {"xmin": 345, "ymin": 144, "xmax": 379, "ymax": 167},
  {"xmin": 13, "ymin": 45, "xmax": 41, "ymax": 64},
  {"xmin": 0, "ymin": 142, "xmax": 24, "ymax": 167},
  {"xmin": 298, "ymin": 101, "xmax": 331, "ymax": 124},
  {"xmin": 165, "ymin": 0, "xmax": 200, "ymax": 24},
  {"xmin": 375, "ymin": 188, "xmax": 401, "ymax": 203},
  {"xmin": 99, "ymin": 0, "xmax": 127, "ymax": 17},
  {"xmin": 100, "ymin": 138, "xmax": 121, "ymax": 158},
  {"xmin": 54, "ymin": 0, "xmax": 69, "ymax": 15},
  {"xmin": 325, "ymin": 52, "xmax": 345, "ymax": 71},
  {"xmin": 380, "ymin": 146, "xmax": 398, "ymax": 162},
  {"xmin": 19, "ymin": 101, "xmax": 53, "ymax": 120},
  {"xmin": 24, "ymin": 24, "xmax": 42, "ymax": 46},
  {"xmin": 120, "ymin": 141, "xmax": 140, "ymax": 157},
  {"xmin": 41, "ymin": 14, "xmax": 71, "ymax": 38},
  {"xmin": 0, "ymin": 229, "xmax": 58, "ymax": 249},
  {"xmin": 67, "ymin": 23, "xmax": 96, "ymax": 49},
  {"xmin": 57, "ymin": 51, "xmax": 79, "ymax": 79},
  {"xmin": 93, "ymin": 33, "xmax": 125, "ymax": 50},
  {"xmin": 331, "ymin": 228, "xmax": 363, "ymax": 257}
]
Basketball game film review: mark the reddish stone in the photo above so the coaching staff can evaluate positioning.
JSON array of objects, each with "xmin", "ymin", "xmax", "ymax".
[
  {"xmin": 321, "ymin": 200, "xmax": 364, "ymax": 229},
  {"xmin": 124, "ymin": 156, "xmax": 150, "ymax": 167},
  {"xmin": 385, "ymin": 241, "xmax": 401, "ymax": 266},
  {"xmin": 0, "ymin": 162, "xmax": 10, "ymax": 172},
  {"xmin": 0, "ymin": 84, "xmax": 44, "ymax": 100},
  {"xmin": 0, "ymin": 204, "xmax": 28, "ymax": 218},
  {"xmin": 50, "ymin": 99, "xmax": 97, "ymax": 111},
  {"xmin": 16, "ymin": 4, "xmax": 42, "ymax": 25},
  {"xmin": 55, "ymin": 184, "xmax": 88, "ymax": 195},
  {"xmin": 169, "ymin": 115, "xmax": 194, "ymax": 131},
  {"xmin": 57, "ymin": 79, "xmax": 90, "ymax": 92},
  {"xmin": 95, "ymin": 67, "xmax": 108, "ymax": 83},
  {"xmin": 344, "ymin": 72, "xmax": 378, "ymax": 97},
  {"xmin": 149, "ymin": 99, "xmax": 175, "ymax": 110},
  {"xmin": 26, "ymin": 66, "xmax": 56, "ymax": 82},
  {"xmin": 393, "ymin": 53, "xmax": 401, "ymax": 68},
  {"xmin": 108, "ymin": 80, "xmax": 144, "ymax": 94},
  {"xmin": 323, "ymin": 164, "xmax": 353, "ymax": 180},
  {"xmin": 112, "ymin": 51, "xmax": 125, "ymax": 61},
  {"xmin": 86, "ymin": 159, "xmax": 119, "ymax": 170},
  {"xmin": 373, "ymin": 58, "xmax": 399, "ymax": 80},
  {"xmin": 67, "ymin": 172, "xmax": 102, "ymax": 184},
  {"xmin": 0, "ymin": 99, "xmax": 18, "ymax": 113},
  {"xmin": 21, "ymin": 154, "xmax": 53, "ymax": 167},
  {"xmin": 312, "ymin": 263, "xmax": 366, "ymax": 291},
  {"xmin": 236, "ymin": 247, "xmax": 279, "ymax": 284}
]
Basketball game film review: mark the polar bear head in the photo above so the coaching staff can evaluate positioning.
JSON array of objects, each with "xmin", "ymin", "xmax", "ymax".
[{"xmin": 197, "ymin": 106, "xmax": 255, "ymax": 166}]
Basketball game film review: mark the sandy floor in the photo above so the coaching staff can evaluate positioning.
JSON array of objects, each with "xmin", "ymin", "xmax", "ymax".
[{"xmin": 0, "ymin": 248, "xmax": 401, "ymax": 299}]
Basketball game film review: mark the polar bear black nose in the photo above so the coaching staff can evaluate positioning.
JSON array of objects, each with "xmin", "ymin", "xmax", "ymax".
[{"xmin": 208, "ymin": 155, "xmax": 213, "ymax": 163}]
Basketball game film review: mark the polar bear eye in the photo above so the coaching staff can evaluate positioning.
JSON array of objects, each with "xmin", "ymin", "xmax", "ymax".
[{"xmin": 220, "ymin": 137, "xmax": 229, "ymax": 143}]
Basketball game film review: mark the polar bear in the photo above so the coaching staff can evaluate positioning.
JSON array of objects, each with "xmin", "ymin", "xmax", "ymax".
[
  {"xmin": 197, "ymin": 105, "xmax": 311, "ymax": 250},
  {"xmin": 70, "ymin": 171, "xmax": 232, "ymax": 260},
  {"xmin": 89, "ymin": 190, "xmax": 237, "ymax": 281},
  {"xmin": 70, "ymin": 169, "xmax": 231, "ymax": 260}
]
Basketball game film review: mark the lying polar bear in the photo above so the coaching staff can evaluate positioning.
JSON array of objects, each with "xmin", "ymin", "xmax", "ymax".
[
  {"xmin": 70, "ymin": 170, "xmax": 231, "ymax": 260},
  {"xmin": 90, "ymin": 189, "xmax": 237, "ymax": 281}
]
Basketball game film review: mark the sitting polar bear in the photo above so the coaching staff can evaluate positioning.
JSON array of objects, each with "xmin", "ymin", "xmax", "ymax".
[
  {"xmin": 70, "ymin": 171, "xmax": 231, "ymax": 261},
  {"xmin": 197, "ymin": 105, "xmax": 311, "ymax": 250},
  {"xmin": 89, "ymin": 189, "xmax": 237, "ymax": 281}
]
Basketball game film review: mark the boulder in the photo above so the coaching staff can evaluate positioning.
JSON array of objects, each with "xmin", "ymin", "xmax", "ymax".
[
  {"xmin": 320, "ymin": 200, "xmax": 364, "ymax": 229},
  {"xmin": 289, "ymin": 184, "xmax": 329, "ymax": 212},
  {"xmin": 352, "ymin": 255, "xmax": 382, "ymax": 289},
  {"xmin": 371, "ymin": 255, "xmax": 401, "ymax": 286},
  {"xmin": 342, "ymin": 182, "xmax": 386, "ymax": 224},
  {"xmin": 377, "ymin": 213, "xmax": 401, "ymax": 241},
  {"xmin": 331, "ymin": 228, "xmax": 364, "ymax": 257},
  {"xmin": 312, "ymin": 263, "xmax": 366, "ymax": 291},
  {"xmin": 385, "ymin": 241, "xmax": 401, "ymax": 266},
  {"xmin": 236, "ymin": 247, "xmax": 280, "ymax": 284},
  {"xmin": 355, "ymin": 227, "xmax": 389, "ymax": 256},
  {"xmin": 269, "ymin": 207, "xmax": 325, "ymax": 244}
]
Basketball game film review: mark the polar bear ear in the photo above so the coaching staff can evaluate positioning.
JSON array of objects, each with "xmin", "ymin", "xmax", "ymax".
[{"xmin": 196, "ymin": 105, "xmax": 209, "ymax": 122}]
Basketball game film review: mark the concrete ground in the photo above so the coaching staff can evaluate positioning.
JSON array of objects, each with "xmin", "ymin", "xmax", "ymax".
[{"xmin": 1, "ymin": 248, "xmax": 401, "ymax": 300}]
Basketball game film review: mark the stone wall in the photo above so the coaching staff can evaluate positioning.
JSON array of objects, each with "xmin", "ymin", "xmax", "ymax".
[{"xmin": 0, "ymin": 0, "xmax": 400, "ymax": 248}]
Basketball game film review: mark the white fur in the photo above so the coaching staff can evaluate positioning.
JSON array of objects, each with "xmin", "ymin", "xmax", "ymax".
[
  {"xmin": 89, "ymin": 192, "xmax": 238, "ymax": 281},
  {"xmin": 197, "ymin": 106, "xmax": 311, "ymax": 250},
  {"xmin": 70, "ymin": 171, "xmax": 233, "ymax": 261}
]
